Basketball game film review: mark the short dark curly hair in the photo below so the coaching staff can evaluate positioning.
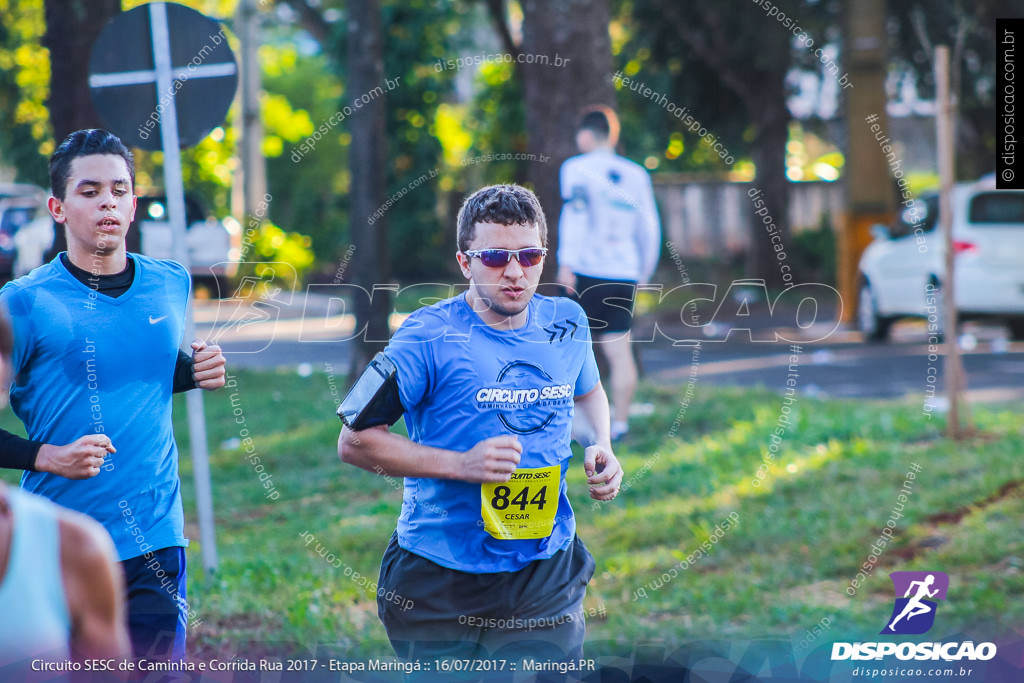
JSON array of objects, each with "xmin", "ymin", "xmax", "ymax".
[
  {"xmin": 456, "ymin": 184, "xmax": 548, "ymax": 253},
  {"xmin": 50, "ymin": 129, "xmax": 135, "ymax": 200}
]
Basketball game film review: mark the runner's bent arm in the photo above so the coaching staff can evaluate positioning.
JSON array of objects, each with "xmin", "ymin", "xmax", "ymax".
[
  {"xmin": 572, "ymin": 384, "xmax": 612, "ymax": 450},
  {"xmin": 573, "ymin": 384, "xmax": 624, "ymax": 500},
  {"xmin": 338, "ymin": 424, "xmax": 521, "ymax": 484},
  {"xmin": 0, "ymin": 429, "xmax": 114, "ymax": 480}
]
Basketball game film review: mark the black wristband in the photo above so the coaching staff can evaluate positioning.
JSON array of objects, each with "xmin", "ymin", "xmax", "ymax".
[
  {"xmin": 173, "ymin": 349, "xmax": 198, "ymax": 393},
  {"xmin": 0, "ymin": 429, "xmax": 44, "ymax": 472}
]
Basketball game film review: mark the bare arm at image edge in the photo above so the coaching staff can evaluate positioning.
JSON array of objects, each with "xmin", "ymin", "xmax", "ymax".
[{"xmin": 60, "ymin": 513, "xmax": 131, "ymax": 664}]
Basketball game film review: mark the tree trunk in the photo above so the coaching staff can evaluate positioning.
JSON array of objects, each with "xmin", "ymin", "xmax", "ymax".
[
  {"xmin": 748, "ymin": 83, "xmax": 791, "ymax": 289},
  {"xmin": 520, "ymin": 0, "xmax": 614, "ymax": 283},
  {"xmin": 347, "ymin": 0, "xmax": 391, "ymax": 383},
  {"xmin": 42, "ymin": 0, "xmax": 120, "ymax": 257},
  {"xmin": 43, "ymin": 0, "xmax": 121, "ymax": 141}
]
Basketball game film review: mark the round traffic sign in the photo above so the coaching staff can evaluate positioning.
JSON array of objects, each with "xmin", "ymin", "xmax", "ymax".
[{"xmin": 88, "ymin": 2, "xmax": 237, "ymax": 150}]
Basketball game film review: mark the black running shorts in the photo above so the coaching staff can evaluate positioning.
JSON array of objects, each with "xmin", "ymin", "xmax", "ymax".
[
  {"xmin": 574, "ymin": 274, "xmax": 638, "ymax": 334},
  {"xmin": 377, "ymin": 532, "xmax": 595, "ymax": 668}
]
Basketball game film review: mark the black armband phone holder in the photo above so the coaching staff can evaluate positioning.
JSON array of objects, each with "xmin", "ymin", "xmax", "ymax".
[{"xmin": 337, "ymin": 352, "xmax": 405, "ymax": 430}]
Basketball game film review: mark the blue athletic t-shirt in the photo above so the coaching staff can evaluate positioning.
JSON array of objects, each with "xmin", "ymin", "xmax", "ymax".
[
  {"xmin": 385, "ymin": 293, "xmax": 599, "ymax": 573},
  {"xmin": 0, "ymin": 253, "xmax": 190, "ymax": 561}
]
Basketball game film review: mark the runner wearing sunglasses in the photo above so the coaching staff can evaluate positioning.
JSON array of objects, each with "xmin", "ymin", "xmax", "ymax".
[
  {"xmin": 462, "ymin": 246, "xmax": 548, "ymax": 269},
  {"xmin": 338, "ymin": 184, "xmax": 623, "ymax": 668}
]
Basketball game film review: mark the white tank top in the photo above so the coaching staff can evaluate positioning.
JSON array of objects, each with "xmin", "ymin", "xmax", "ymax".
[{"xmin": 0, "ymin": 487, "xmax": 72, "ymax": 670}]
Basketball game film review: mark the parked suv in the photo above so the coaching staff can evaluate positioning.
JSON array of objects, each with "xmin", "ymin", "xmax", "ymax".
[
  {"xmin": 858, "ymin": 176, "xmax": 1024, "ymax": 341},
  {"xmin": 130, "ymin": 195, "xmax": 240, "ymax": 297}
]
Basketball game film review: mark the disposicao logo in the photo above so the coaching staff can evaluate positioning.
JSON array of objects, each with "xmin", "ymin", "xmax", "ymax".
[
  {"xmin": 831, "ymin": 571, "xmax": 997, "ymax": 662},
  {"xmin": 882, "ymin": 571, "xmax": 948, "ymax": 635}
]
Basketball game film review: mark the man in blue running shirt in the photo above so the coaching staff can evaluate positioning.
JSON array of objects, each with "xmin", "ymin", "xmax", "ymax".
[
  {"xmin": 339, "ymin": 184, "xmax": 623, "ymax": 666},
  {"xmin": 0, "ymin": 129, "xmax": 226, "ymax": 663}
]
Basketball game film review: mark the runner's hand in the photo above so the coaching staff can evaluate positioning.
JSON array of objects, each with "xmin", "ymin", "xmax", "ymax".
[
  {"xmin": 584, "ymin": 445, "xmax": 622, "ymax": 501},
  {"xmin": 192, "ymin": 338, "xmax": 226, "ymax": 390},
  {"xmin": 460, "ymin": 436, "xmax": 522, "ymax": 483},
  {"xmin": 35, "ymin": 435, "xmax": 116, "ymax": 479}
]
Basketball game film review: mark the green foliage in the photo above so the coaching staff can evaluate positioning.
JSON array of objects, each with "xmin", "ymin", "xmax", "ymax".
[
  {"xmin": 887, "ymin": 0, "xmax": 1015, "ymax": 179},
  {"xmin": 462, "ymin": 60, "xmax": 528, "ymax": 185},
  {"xmin": 0, "ymin": 0, "xmax": 50, "ymax": 185},
  {"xmin": 0, "ymin": 1, "xmax": 330, "ymax": 282},
  {"xmin": 260, "ymin": 37, "xmax": 350, "ymax": 271},
  {"xmin": 610, "ymin": 0, "xmax": 840, "ymax": 175},
  {"xmin": 261, "ymin": 1, "xmax": 461, "ymax": 280},
  {"xmin": 236, "ymin": 220, "xmax": 315, "ymax": 282},
  {"xmin": 3, "ymin": 0, "xmax": 1004, "ymax": 288},
  {"xmin": 610, "ymin": 0, "xmax": 751, "ymax": 174},
  {"xmin": 377, "ymin": 0, "xmax": 457, "ymax": 280}
]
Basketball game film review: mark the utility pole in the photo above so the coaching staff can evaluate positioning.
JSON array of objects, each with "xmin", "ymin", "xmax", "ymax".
[
  {"xmin": 935, "ymin": 46, "xmax": 968, "ymax": 440},
  {"xmin": 235, "ymin": 0, "xmax": 267, "ymax": 226}
]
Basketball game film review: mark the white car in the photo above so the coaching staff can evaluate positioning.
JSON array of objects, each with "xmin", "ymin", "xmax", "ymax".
[
  {"xmin": 133, "ymin": 195, "xmax": 240, "ymax": 297},
  {"xmin": 857, "ymin": 176, "xmax": 1024, "ymax": 341}
]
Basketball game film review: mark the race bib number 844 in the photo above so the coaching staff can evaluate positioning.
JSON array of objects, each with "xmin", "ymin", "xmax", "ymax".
[{"xmin": 481, "ymin": 465, "xmax": 559, "ymax": 540}]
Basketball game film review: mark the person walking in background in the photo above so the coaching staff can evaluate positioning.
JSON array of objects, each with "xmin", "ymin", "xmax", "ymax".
[{"xmin": 557, "ymin": 105, "xmax": 662, "ymax": 441}]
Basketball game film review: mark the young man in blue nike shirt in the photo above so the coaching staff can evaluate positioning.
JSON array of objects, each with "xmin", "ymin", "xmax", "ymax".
[
  {"xmin": 339, "ymin": 184, "xmax": 623, "ymax": 664},
  {"xmin": 0, "ymin": 129, "xmax": 226, "ymax": 662}
]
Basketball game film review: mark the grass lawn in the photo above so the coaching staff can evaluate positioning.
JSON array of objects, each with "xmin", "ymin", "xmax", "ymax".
[{"xmin": 2, "ymin": 368, "xmax": 1022, "ymax": 668}]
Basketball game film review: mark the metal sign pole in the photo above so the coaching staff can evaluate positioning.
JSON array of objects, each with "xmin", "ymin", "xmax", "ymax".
[
  {"xmin": 935, "ymin": 46, "xmax": 966, "ymax": 440},
  {"xmin": 150, "ymin": 1, "xmax": 219, "ymax": 573}
]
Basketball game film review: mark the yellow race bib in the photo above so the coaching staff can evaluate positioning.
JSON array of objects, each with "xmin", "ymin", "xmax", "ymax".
[{"xmin": 481, "ymin": 465, "xmax": 560, "ymax": 540}]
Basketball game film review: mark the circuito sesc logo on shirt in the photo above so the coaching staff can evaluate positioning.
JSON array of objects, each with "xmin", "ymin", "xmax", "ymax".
[{"xmin": 474, "ymin": 361, "xmax": 572, "ymax": 434}]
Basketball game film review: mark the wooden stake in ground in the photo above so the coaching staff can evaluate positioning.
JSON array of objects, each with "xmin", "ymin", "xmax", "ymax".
[{"xmin": 935, "ymin": 45, "xmax": 968, "ymax": 439}]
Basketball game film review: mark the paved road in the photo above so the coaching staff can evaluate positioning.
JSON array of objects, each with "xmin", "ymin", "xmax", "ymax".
[{"xmin": 195, "ymin": 295, "xmax": 1024, "ymax": 403}]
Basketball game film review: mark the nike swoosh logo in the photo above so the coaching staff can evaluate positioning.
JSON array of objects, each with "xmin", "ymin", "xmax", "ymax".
[{"xmin": 149, "ymin": 315, "xmax": 168, "ymax": 325}]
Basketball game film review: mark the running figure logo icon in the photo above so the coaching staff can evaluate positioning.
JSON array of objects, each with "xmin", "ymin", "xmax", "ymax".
[{"xmin": 881, "ymin": 571, "xmax": 949, "ymax": 635}]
